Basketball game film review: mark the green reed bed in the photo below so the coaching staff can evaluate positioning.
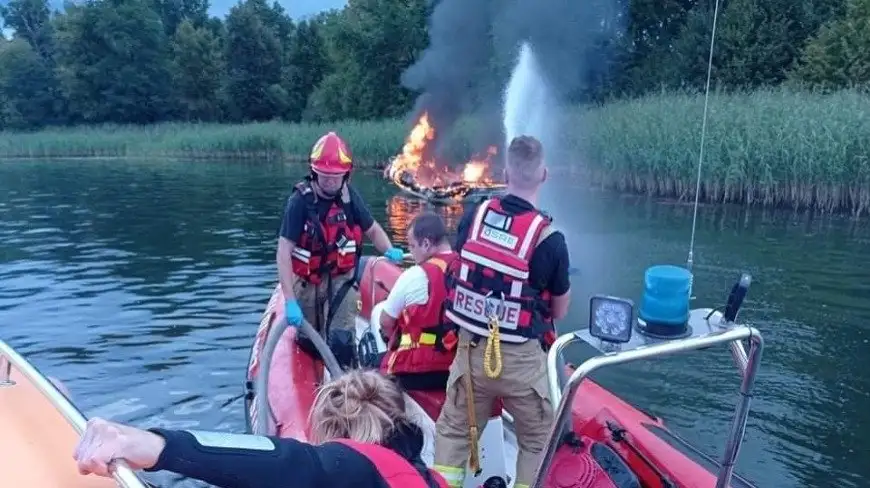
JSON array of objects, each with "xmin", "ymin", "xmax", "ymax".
[
  {"xmin": 1, "ymin": 88, "xmax": 867, "ymax": 214},
  {"xmin": 0, "ymin": 114, "xmax": 489, "ymax": 165},
  {"xmin": 573, "ymin": 87, "xmax": 870, "ymax": 216},
  {"xmin": 0, "ymin": 119, "xmax": 411, "ymax": 163}
]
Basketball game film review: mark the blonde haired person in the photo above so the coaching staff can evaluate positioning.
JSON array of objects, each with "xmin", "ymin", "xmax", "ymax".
[{"xmin": 74, "ymin": 370, "xmax": 449, "ymax": 488}]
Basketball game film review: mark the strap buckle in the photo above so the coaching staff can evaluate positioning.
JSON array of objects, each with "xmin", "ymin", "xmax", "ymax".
[{"xmin": 483, "ymin": 290, "xmax": 506, "ymax": 325}]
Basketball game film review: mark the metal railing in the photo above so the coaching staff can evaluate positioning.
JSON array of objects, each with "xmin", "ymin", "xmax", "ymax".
[
  {"xmin": 532, "ymin": 325, "xmax": 764, "ymax": 488},
  {"xmin": 0, "ymin": 340, "xmax": 149, "ymax": 488}
]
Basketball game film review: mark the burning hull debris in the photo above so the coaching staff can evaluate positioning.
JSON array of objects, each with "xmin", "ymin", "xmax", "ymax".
[
  {"xmin": 385, "ymin": 112, "xmax": 506, "ymax": 204},
  {"xmin": 388, "ymin": 165, "xmax": 505, "ymax": 204}
]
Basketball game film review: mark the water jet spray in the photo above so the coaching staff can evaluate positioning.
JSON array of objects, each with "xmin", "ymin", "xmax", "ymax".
[{"xmin": 502, "ymin": 41, "xmax": 558, "ymax": 156}]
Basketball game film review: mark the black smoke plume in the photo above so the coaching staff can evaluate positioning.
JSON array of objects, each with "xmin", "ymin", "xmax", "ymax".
[
  {"xmin": 400, "ymin": 0, "xmax": 495, "ymax": 163},
  {"xmin": 400, "ymin": 0, "xmax": 624, "ymax": 163}
]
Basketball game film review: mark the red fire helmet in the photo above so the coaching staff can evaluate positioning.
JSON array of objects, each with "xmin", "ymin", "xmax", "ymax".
[{"xmin": 309, "ymin": 132, "xmax": 353, "ymax": 175}]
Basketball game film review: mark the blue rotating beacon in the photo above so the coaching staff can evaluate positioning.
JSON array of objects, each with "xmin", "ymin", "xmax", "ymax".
[{"xmin": 636, "ymin": 264, "xmax": 693, "ymax": 339}]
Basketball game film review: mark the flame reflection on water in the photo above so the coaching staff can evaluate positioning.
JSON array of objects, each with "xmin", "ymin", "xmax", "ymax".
[{"xmin": 386, "ymin": 195, "xmax": 465, "ymax": 246}]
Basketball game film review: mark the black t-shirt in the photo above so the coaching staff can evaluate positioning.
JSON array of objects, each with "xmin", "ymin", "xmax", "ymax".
[
  {"xmin": 279, "ymin": 183, "xmax": 375, "ymax": 243},
  {"xmin": 455, "ymin": 195, "xmax": 571, "ymax": 296}
]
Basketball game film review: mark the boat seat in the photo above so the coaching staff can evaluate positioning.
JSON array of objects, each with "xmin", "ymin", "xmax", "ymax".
[{"xmin": 407, "ymin": 389, "xmax": 504, "ymax": 422}]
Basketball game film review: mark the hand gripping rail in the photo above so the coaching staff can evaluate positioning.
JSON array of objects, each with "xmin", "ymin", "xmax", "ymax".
[
  {"xmin": 530, "ymin": 326, "xmax": 764, "ymax": 488},
  {"xmin": 0, "ymin": 340, "xmax": 149, "ymax": 488}
]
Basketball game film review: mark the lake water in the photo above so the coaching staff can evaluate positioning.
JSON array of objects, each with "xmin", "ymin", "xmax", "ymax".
[{"xmin": 1, "ymin": 159, "xmax": 868, "ymax": 487}]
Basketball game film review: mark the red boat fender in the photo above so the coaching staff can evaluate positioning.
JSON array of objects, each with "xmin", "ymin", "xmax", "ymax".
[
  {"xmin": 333, "ymin": 439, "xmax": 450, "ymax": 488},
  {"xmin": 358, "ymin": 257, "xmax": 403, "ymax": 320}
]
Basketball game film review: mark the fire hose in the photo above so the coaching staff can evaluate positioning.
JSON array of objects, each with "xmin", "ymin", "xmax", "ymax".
[{"xmin": 254, "ymin": 315, "xmax": 344, "ymax": 435}]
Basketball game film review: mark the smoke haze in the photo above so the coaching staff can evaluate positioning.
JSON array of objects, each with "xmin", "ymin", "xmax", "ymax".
[{"xmin": 401, "ymin": 0, "xmax": 624, "ymax": 163}]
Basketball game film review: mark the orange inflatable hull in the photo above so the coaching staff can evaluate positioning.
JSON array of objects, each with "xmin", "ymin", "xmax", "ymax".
[{"xmin": 0, "ymin": 343, "xmax": 145, "ymax": 488}]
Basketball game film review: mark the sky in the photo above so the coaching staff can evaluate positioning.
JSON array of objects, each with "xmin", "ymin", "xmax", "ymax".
[
  {"xmin": 209, "ymin": 0, "xmax": 346, "ymax": 19},
  {"xmin": 0, "ymin": 0, "xmax": 348, "ymax": 28}
]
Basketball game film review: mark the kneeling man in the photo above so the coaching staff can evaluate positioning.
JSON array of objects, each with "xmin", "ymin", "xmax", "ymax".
[{"xmin": 376, "ymin": 211, "xmax": 458, "ymax": 419}]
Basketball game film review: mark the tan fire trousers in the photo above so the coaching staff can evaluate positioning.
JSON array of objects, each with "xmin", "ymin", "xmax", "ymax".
[
  {"xmin": 434, "ymin": 329, "xmax": 554, "ymax": 488},
  {"xmin": 294, "ymin": 270, "xmax": 358, "ymax": 332}
]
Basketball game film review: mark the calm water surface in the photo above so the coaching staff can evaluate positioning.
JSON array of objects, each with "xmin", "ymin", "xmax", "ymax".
[{"xmin": 1, "ymin": 159, "xmax": 868, "ymax": 488}]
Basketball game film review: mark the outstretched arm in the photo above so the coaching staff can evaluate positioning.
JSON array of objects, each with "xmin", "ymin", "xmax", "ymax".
[
  {"xmin": 348, "ymin": 186, "xmax": 395, "ymax": 254},
  {"xmin": 365, "ymin": 221, "xmax": 394, "ymax": 254},
  {"xmin": 277, "ymin": 197, "xmax": 305, "ymax": 301},
  {"xmin": 74, "ymin": 418, "xmax": 325, "ymax": 488},
  {"xmin": 146, "ymin": 428, "xmax": 323, "ymax": 488},
  {"xmin": 277, "ymin": 237, "xmax": 297, "ymax": 301}
]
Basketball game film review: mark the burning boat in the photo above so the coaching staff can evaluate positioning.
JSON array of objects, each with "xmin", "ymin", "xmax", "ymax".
[{"xmin": 383, "ymin": 112, "xmax": 507, "ymax": 204}]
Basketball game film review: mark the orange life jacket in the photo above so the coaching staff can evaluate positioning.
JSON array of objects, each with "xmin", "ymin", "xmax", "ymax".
[
  {"xmin": 445, "ymin": 197, "xmax": 556, "ymax": 346},
  {"xmin": 332, "ymin": 439, "xmax": 450, "ymax": 488},
  {"xmin": 290, "ymin": 180, "xmax": 363, "ymax": 285},
  {"xmin": 381, "ymin": 253, "xmax": 459, "ymax": 377}
]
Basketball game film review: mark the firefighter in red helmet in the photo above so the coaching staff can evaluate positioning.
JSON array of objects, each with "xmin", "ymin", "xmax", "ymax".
[{"xmin": 277, "ymin": 132, "xmax": 405, "ymax": 367}]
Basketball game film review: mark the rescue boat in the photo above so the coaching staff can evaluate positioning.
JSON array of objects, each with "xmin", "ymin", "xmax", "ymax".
[
  {"xmin": 245, "ymin": 256, "xmax": 763, "ymax": 488},
  {"xmin": 0, "ymin": 340, "xmax": 150, "ymax": 488}
]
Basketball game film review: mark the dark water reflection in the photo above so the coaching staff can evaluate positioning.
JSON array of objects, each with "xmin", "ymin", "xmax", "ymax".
[{"xmin": 1, "ymin": 159, "xmax": 868, "ymax": 488}]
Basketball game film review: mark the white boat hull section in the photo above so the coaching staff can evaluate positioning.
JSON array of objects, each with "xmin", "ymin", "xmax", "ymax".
[{"xmin": 354, "ymin": 309, "xmax": 519, "ymax": 488}]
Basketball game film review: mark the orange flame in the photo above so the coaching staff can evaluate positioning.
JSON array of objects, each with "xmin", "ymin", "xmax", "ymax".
[{"xmin": 386, "ymin": 112, "xmax": 503, "ymax": 191}]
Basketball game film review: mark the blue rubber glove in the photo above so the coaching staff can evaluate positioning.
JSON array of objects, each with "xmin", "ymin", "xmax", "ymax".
[
  {"xmin": 285, "ymin": 299, "xmax": 303, "ymax": 328},
  {"xmin": 384, "ymin": 247, "xmax": 405, "ymax": 264}
]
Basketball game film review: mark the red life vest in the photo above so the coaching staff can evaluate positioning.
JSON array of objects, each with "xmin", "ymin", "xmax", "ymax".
[
  {"xmin": 290, "ymin": 180, "xmax": 363, "ymax": 285},
  {"xmin": 380, "ymin": 253, "xmax": 459, "ymax": 377},
  {"xmin": 445, "ymin": 197, "xmax": 555, "ymax": 345},
  {"xmin": 333, "ymin": 439, "xmax": 450, "ymax": 488}
]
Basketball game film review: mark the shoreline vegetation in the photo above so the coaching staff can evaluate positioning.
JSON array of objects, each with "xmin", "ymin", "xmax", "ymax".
[
  {"xmin": 3, "ymin": 0, "xmax": 868, "ymax": 215},
  {"xmin": 2, "ymin": 87, "xmax": 868, "ymax": 216}
]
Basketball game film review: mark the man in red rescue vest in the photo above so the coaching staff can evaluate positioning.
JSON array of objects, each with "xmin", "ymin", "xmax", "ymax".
[
  {"xmin": 434, "ymin": 135, "xmax": 572, "ymax": 488},
  {"xmin": 277, "ymin": 132, "xmax": 405, "ymax": 367},
  {"xmin": 375, "ymin": 211, "xmax": 458, "ymax": 419}
]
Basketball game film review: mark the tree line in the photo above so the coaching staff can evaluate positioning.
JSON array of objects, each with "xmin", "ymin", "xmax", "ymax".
[{"xmin": 1, "ymin": 0, "xmax": 868, "ymax": 131}]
